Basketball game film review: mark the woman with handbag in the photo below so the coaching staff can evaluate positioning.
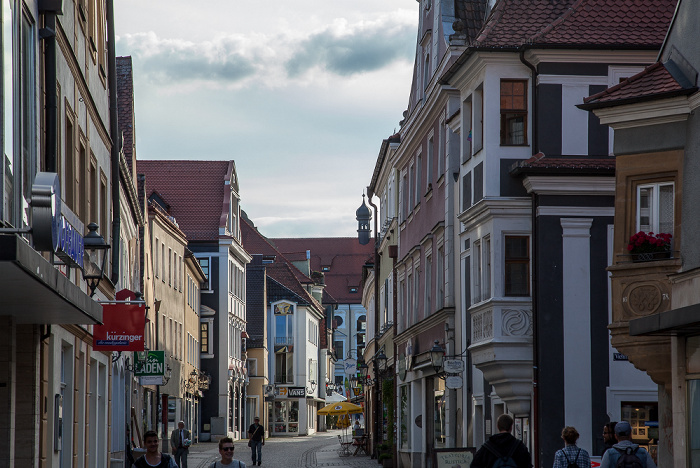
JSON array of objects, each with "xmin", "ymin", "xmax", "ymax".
[{"xmin": 247, "ymin": 416, "xmax": 265, "ymax": 466}]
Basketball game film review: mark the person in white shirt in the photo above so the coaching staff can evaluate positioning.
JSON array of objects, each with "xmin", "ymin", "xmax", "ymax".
[{"xmin": 209, "ymin": 437, "xmax": 246, "ymax": 468}]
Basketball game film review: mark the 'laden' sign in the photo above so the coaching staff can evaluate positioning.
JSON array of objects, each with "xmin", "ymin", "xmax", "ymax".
[{"xmin": 134, "ymin": 351, "xmax": 165, "ymax": 377}]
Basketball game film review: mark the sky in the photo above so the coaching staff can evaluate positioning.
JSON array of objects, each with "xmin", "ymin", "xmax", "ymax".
[{"xmin": 114, "ymin": 1, "xmax": 418, "ymax": 238}]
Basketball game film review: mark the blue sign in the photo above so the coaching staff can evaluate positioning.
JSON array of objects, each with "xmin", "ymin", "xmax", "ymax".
[{"xmin": 55, "ymin": 217, "xmax": 84, "ymax": 269}]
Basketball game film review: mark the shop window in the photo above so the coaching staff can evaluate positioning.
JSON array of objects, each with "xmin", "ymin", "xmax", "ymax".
[
  {"xmin": 500, "ymin": 79, "xmax": 528, "ymax": 146},
  {"xmin": 620, "ymin": 402, "xmax": 657, "ymax": 443},
  {"xmin": 272, "ymin": 400, "xmax": 299, "ymax": 433},
  {"xmin": 636, "ymin": 182, "xmax": 674, "ymax": 236}
]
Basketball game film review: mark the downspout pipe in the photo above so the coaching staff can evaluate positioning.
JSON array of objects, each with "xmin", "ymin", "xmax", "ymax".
[
  {"xmin": 366, "ymin": 187, "xmax": 381, "ymax": 459},
  {"xmin": 107, "ymin": 0, "xmax": 120, "ymax": 284},
  {"xmin": 519, "ymin": 48, "xmax": 539, "ymax": 156},
  {"xmin": 519, "ymin": 47, "xmax": 539, "ymax": 468},
  {"xmin": 39, "ymin": 1, "xmax": 59, "ymax": 173}
]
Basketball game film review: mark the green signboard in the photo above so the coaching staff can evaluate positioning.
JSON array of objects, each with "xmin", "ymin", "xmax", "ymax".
[{"xmin": 134, "ymin": 351, "xmax": 165, "ymax": 377}]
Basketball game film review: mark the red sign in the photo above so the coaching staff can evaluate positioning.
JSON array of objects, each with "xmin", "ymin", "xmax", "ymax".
[{"xmin": 93, "ymin": 303, "xmax": 146, "ymax": 351}]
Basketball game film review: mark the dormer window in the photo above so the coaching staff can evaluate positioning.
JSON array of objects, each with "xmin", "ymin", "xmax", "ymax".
[
  {"xmin": 349, "ymin": 287, "xmax": 358, "ymax": 293},
  {"xmin": 322, "ymin": 266, "xmax": 330, "ymax": 272}
]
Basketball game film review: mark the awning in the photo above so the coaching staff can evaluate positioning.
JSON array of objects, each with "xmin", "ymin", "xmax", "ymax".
[
  {"xmin": 0, "ymin": 234, "xmax": 102, "ymax": 324},
  {"xmin": 629, "ymin": 302, "xmax": 700, "ymax": 336}
]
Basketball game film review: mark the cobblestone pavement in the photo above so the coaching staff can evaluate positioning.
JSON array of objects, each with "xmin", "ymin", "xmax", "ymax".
[{"xmin": 186, "ymin": 430, "xmax": 379, "ymax": 468}]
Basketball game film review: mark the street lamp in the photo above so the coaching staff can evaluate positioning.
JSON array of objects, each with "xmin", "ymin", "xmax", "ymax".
[
  {"xmin": 430, "ymin": 340, "xmax": 445, "ymax": 375},
  {"xmin": 357, "ymin": 358, "xmax": 369, "ymax": 379},
  {"xmin": 82, "ymin": 222, "xmax": 110, "ymax": 297},
  {"xmin": 375, "ymin": 349, "xmax": 387, "ymax": 372}
]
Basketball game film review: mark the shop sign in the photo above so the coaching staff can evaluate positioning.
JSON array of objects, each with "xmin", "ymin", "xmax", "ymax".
[
  {"xmin": 31, "ymin": 172, "xmax": 85, "ymax": 268},
  {"xmin": 140, "ymin": 375, "xmax": 164, "ymax": 386},
  {"xmin": 288, "ymin": 387, "xmax": 306, "ymax": 398},
  {"xmin": 444, "ymin": 359, "xmax": 464, "ymax": 374},
  {"xmin": 134, "ymin": 351, "xmax": 165, "ymax": 377},
  {"xmin": 93, "ymin": 304, "xmax": 146, "ymax": 351},
  {"xmin": 446, "ymin": 375, "xmax": 463, "ymax": 390}
]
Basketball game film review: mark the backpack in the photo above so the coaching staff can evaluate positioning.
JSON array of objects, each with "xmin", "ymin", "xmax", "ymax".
[
  {"xmin": 562, "ymin": 448, "xmax": 580, "ymax": 468},
  {"xmin": 483, "ymin": 440, "xmax": 519, "ymax": 468},
  {"xmin": 616, "ymin": 446, "xmax": 644, "ymax": 468}
]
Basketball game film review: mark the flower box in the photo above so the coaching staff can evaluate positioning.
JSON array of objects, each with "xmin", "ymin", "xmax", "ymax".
[{"xmin": 627, "ymin": 232, "xmax": 672, "ymax": 262}]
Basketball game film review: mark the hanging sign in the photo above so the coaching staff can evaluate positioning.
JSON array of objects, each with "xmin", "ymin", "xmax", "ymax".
[
  {"xmin": 93, "ymin": 303, "xmax": 146, "ymax": 351},
  {"xmin": 444, "ymin": 359, "xmax": 465, "ymax": 374},
  {"xmin": 445, "ymin": 375, "xmax": 463, "ymax": 390},
  {"xmin": 134, "ymin": 351, "xmax": 165, "ymax": 377}
]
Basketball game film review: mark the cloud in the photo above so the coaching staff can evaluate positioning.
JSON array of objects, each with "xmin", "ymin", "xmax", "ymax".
[
  {"xmin": 116, "ymin": 11, "xmax": 415, "ymax": 90},
  {"xmin": 285, "ymin": 17, "xmax": 415, "ymax": 77}
]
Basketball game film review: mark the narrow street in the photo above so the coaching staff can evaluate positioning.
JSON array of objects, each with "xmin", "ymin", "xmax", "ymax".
[{"xmin": 186, "ymin": 430, "xmax": 378, "ymax": 468}]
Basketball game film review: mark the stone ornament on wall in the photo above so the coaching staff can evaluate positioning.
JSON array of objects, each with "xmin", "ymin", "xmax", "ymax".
[
  {"xmin": 501, "ymin": 309, "xmax": 532, "ymax": 337},
  {"xmin": 472, "ymin": 309, "xmax": 494, "ymax": 344},
  {"xmin": 621, "ymin": 281, "xmax": 669, "ymax": 318}
]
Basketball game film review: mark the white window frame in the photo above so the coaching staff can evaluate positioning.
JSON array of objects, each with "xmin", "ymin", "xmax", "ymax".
[{"xmin": 636, "ymin": 182, "xmax": 674, "ymax": 235}]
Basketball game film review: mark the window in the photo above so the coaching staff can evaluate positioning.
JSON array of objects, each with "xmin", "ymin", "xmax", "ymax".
[
  {"xmin": 199, "ymin": 257, "xmax": 210, "ymax": 290},
  {"xmin": 100, "ymin": 173, "xmax": 108, "ymax": 245},
  {"xmin": 409, "ymin": 164, "xmax": 415, "ymax": 210},
  {"xmin": 200, "ymin": 321, "xmax": 209, "ymax": 354},
  {"xmin": 473, "ymin": 84, "xmax": 484, "ymax": 153},
  {"xmin": 473, "ymin": 240, "xmax": 482, "ymax": 303},
  {"xmin": 637, "ymin": 182, "xmax": 674, "ymax": 236},
  {"xmin": 415, "ymin": 153, "xmax": 422, "ymax": 205},
  {"xmin": 500, "ymin": 80, "xmax": 527, "ymax": 145},
  {"xmin": 505, "ymin": 236, "xmax": 529, "ymax": 296},
  {"xmin": 425, "ymin": 254, "xmax": 432, "ymax": 315},
  {"xmin": 462, "ymin": 95, "xmax": 472, "ymax": 162},
  {"xmin": 436, "ymin": 246, "xmax": 444, "ymax": 309},
  {"xmin": 484, "ymin": 237, "xmax": 491, "ymax": 300},
  {"xmin": 155, "ymin": 239, "xmax": 159, "ymax": 278},
  {"xmin": 438, "ymin": 119, "xmax": 446, "ymax": 179},
  {"xmin": 426, "ymin": 136, "xmax": 434, "ymax": 191},
  {"xmin": 64, "ymin": 114, "xmax": 75, "ymax": 210},
  {"xmin": 89, "ymin": 157, "xmax": 98, "ymax": 223},
  {"xmin": 334, "ymin": 341, "xmax": 344, "ymax": 360},
  {"xmin": 168, "ymin": 248, "xmax": 172, "ymax": 286},
  {"xmin": 79, "ymin": 139, "xmax": 87, "ymax": 220}
]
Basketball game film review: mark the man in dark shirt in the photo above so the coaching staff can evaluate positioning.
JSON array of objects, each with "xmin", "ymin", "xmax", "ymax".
[
  {"xmin": 471, "ymin": 414, "xmax": 532, "ymax": 468},
  {"xmin": 247, "ymin": 416, "xmax": 265, "ymax": 466}
]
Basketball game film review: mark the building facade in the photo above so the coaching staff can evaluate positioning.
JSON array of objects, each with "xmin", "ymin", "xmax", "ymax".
[
  {"xmin": 581, "ymin": 0, "xmax": 700, "ymax": 463},
  {"xmin": 138, "ymin": 160, "xmax": 251, "ymax": 440}
]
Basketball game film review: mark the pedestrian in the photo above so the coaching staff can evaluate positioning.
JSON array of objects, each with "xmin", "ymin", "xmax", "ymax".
[
  {"xmin": 248, "ymin": 416, "xmax": 265, "ymax": 466},
  {"xmin": 134, "ymin": 430, "xmax": 178, "ymax": 468},
  {"xmin": 170, "ymin": 420, "xmax": 191, "ymax": 468},
  {"xmin": 600, "ymin": 421, "xmax": 656, "ymax": 468},
  {"xmin": 552, "ymin": 426, "xmax": 590, "ymax": 468},
  {"xmin": 470, "ymin": 414, "xmax": 532, "ymax": 468},
  {"xmin": 602, "ymin": 422, "xmax": 617, "ymax": 454},
  {"xmin": 209, "ymin": 437, "xmax": 246, "ymax": 468}
]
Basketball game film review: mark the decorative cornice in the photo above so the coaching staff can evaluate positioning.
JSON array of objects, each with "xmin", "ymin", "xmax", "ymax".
[
  {"xmin": 525, "ymin": 49, "xmax": 657, "ymax": 67},
  {"xmin": 394, "ymin": 307, "xmax": 455, "ymax": 347},
  {"xmin": 523, "ymin": 176, "xmax": 615, "ymax": 195},
  {"xmin": 592, "ymin": 95, "xmax": 691, "ymax": 130},
  {"xmin": 458, "ymin": 198, "xmax": 531, "ymax": 231}
]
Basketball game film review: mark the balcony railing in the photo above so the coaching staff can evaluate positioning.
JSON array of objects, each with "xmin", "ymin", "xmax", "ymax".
[
  {"xmin": 274, "ymin": 373, "xmax": 294, "ymax": 384},
  {"xmin": 275, "ymin": 337, "xmax": 294, "ymax": 346}
]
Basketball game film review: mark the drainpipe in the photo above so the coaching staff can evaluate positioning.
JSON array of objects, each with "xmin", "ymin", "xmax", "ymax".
[
  {"xmin": 107, "ymin": 0, "xmax": 120, "ymax": 284},
  {"xmin": 519, "ymin": 47, "xmax": 539, "ymax": 467},
  {"xmin": 39, "ymin": 1, "xmax": 59, "ymax": 172},
  {"xmin": 367, "ymin": 187, "xmax": 381, "ymax": 458},
  {"xmin": 519, "ymin": 48, "xmax": 539, "ymax": 156}
]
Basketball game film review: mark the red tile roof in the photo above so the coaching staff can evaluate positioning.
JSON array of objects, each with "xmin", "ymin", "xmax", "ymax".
[
  {"xmin": 241, "ymin": 217, "xmax": 327, "ymax": 310},
  {"xmin": 271, "ymin": 238, "xmax": 374, "ymax": 305},
  {"xmin": 137, "ymin": 160, "xmax": 232, "ymax": 241},
  {"xmin": 510, "ymin": 152, "xmax": 615, "ymax": 174},
  {"xmin": 474, "ymin": 0, "xmax": 675, "ymax": 49},
  {"xmin": 580, "ymin": 61, "xmax": 696, "ymax": 109},
  {"xmin": 241, "ymin": 217, "xmax": 315, "ymax": 287}
]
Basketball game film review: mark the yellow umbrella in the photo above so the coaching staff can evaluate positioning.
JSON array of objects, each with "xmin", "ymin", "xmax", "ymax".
[
  {"xmin": 318, "ymin": 401, "xmax": 363, "ymax": 415},
  {"xmin": 337, "ymin": 414, "xmax": 352, "ymax": 428}
]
